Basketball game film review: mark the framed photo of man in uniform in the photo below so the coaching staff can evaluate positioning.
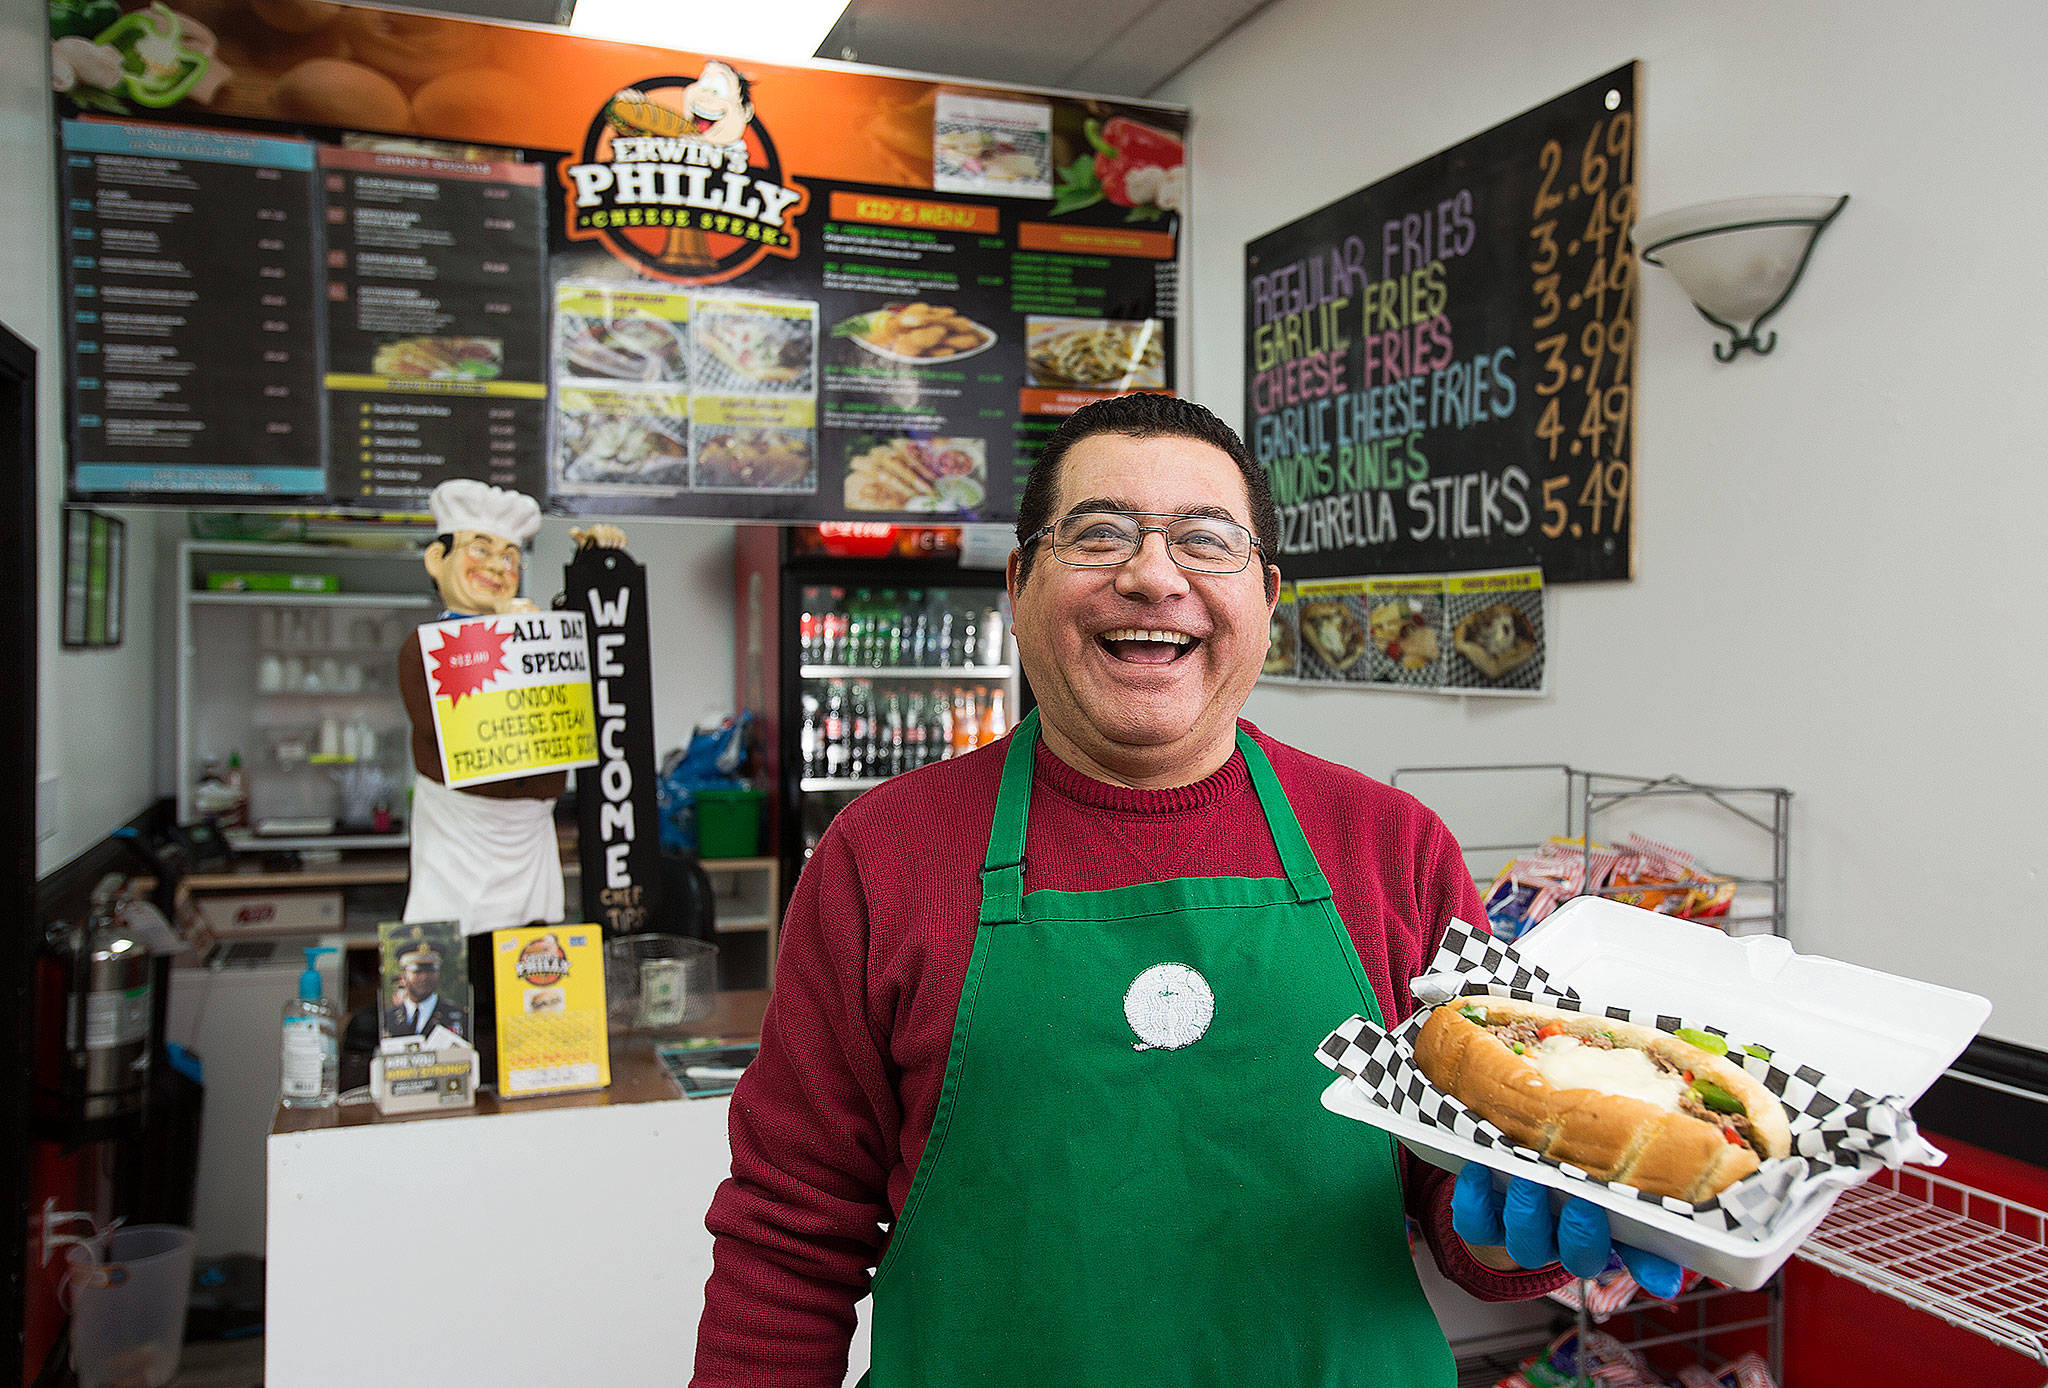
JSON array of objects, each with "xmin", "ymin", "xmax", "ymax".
[{"xmin": 378, "ymin": 920, "xmax": 472, "ymax": 1044}]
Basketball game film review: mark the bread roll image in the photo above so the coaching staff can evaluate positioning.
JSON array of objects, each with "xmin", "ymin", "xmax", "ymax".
[
  {"xmin": 342, "ymin": 9, "xmax": 480, "ymax": 90},
  {"xmin": 411, "ymin": 68, "xmax": 533, "ymax": 140},
  {"xmin": 269, "ymin": 58, "xmax": 411, "ymax": 131},
  {"xmin": 1414, "ymin": 996, "xmax": 1792, "ymax": 1203},
  {"xmin": 249, "ymin": 0, "xmax": 344, "ymax": 35}
]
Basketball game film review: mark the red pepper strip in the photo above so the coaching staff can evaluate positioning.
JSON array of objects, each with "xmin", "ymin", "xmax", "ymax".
[{"xmin": 1536, "ymin": 1022, "xmax": 1566, "ymax": 1040}]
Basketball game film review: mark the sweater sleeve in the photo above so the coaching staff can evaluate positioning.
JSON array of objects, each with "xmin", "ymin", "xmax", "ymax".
[
  {"xmin": 691, "ymin": 827, "xmax": 898, "ymax": 1387},
  {"xmin": 1402, "ymin": 814, "xmax": 1571, "ymax": 1302}
]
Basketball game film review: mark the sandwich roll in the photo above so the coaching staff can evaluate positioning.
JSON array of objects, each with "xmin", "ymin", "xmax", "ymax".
[{"xmin": 1415, "ymin": 996, "xmax": 1792, "ymax": 1203}]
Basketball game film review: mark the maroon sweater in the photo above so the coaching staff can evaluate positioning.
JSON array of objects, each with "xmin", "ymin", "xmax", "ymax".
[{"xmin": 694, "ymin": 722, "xmax": 1564, "ymax": 1385}]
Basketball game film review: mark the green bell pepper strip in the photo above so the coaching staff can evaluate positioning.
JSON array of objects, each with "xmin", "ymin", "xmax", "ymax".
[{"xmin": 95, "ymin": 4, "xmax": 210, "ymax": 109}]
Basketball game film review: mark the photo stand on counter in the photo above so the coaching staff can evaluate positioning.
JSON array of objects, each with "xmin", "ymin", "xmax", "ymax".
[{"xmin": 371, "ymin": 1037, "xmax": 480, "ymax": 1115}]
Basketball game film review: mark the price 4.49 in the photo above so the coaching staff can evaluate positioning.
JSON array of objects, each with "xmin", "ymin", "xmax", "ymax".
[{"xmin": 1539, "ymin": 460, "xmax": 1630, "ymax": 540}]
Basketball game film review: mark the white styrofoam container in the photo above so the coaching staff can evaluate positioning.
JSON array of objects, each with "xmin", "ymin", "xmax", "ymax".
[{"xmin": 1321, "ymin": 897, "xmax": 1992, "ymax": 1289}]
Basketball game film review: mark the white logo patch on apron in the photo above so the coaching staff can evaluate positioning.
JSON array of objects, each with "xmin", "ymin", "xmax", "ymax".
[{"xmin": 1124, "ymin": 963, "xmax": 1215, "ymax": 1051}]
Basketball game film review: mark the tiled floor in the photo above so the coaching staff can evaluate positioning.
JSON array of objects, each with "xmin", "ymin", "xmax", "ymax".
[{"xmin": 170, "ymin": 1338, "xmax": 264, "ymax": 1388}]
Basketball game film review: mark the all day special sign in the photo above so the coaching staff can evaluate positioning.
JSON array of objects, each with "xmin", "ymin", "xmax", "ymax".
[{"xmin": 420, "ymin": 611, "xmax": 599, "ymax": 787}]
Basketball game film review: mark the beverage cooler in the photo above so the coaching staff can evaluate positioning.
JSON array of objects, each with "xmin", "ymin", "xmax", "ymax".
[{"xmin": 735, "ymin": 524, "xmax": 1031, "ymax": 907}]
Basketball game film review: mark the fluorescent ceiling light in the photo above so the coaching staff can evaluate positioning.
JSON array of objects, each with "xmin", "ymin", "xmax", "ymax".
[{"xmin": 568, "ymin": 0, "xmax": 852, "ymax": 66}]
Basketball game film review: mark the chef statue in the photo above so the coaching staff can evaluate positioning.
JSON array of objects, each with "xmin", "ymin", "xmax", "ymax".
[{"xmin": 397, "ymin": 479, "xmax": 625, "ymax": 934}]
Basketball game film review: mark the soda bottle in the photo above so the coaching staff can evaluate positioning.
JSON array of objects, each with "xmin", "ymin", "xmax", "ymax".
[
  {"xmin": 904, "ymin": 692, "xmax": 929, "ymax": 768},
  {"xmin": 800, "ymin": 607, "xmax": 821, "ymax": 666},
  {"xmin": 877, "ymin": 591, "xmax": 900, "ymax": 667},
  {"xmin": 848, "ymin": 590, "xmax": 872, "ymax": 668},
  {"xmin": 958, "ymin": 608, "xmax": 980, "ymax": 669},
  {"xmin": 848, "ymin": 680, "xmax": 872, "ymax": 779},
  {"xmin": 883, "ymin": 691, "xmax": 906, "ymax": 776},
  {"xmin": 980, "ymin": 605, "xmax": 1006, "ymax": 666},
  {"xmin": 936, "ymin": 687, "xmax": 956, "ymax": 759},
  {"xmin": 823, "ymin": 681, "xmax": 849, "ymax": 779},
  {"xmin": 821, "ymin": 587, "xmax": 848, "ymax": 666},
  {"xmin": 799, "ymin": 688, "xmax": 822, "ymax": 776},
  {"xmin": 908, "ymin": 591, "xmax": 931, "ymax": 668},
  {"xmin": 986, "ymin": 686, "xmax": 1009, "ymax": 741},
  {"xmin": 951, "ymin": 688, "xmax": 977, "ymax": 756},
  {"xmin": 935, "ymin": 603, "xmax": 955, "ymax": 668}
]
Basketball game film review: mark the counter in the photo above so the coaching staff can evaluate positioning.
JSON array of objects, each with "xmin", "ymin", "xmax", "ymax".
[{"xmin": 265, "ymin": 990, "xmax": 873, "ymax": 1386}]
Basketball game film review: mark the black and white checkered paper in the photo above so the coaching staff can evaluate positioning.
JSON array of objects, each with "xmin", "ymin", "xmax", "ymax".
[{"xmin": 1317, "ymin": 918, "xmax": 1937, "ymax": 1239}]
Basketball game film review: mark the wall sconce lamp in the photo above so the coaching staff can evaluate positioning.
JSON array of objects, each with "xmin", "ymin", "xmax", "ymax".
[{"xmin": 1631, "ymin": 194, "xmax": 1848, "ymax": 361}]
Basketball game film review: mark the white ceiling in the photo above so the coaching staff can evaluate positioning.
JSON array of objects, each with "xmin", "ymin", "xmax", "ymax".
[{"xmin": 426, "ymin": 0, "xmax": 1273, "ymax": 98}]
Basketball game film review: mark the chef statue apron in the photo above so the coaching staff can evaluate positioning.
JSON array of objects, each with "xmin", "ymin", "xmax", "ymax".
[{"xmin": 863, "ymin": 710, "xmax": 1454, "ymax": 1386}]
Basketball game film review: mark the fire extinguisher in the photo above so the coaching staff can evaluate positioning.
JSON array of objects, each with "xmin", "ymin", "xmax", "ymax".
[{"xmin": 45, "ymin": 873, "xmax": 155, "ymax": 1124}]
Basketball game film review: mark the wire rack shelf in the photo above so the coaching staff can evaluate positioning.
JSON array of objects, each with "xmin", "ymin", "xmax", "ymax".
[{"xmin": 1795, "ymin": 1165, "xmax": 2048, "ymax": 1367}]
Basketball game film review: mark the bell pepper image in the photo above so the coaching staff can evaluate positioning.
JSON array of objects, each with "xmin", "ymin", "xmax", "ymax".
[
  {"xmin": 96, "ymin": 3, "xmax": 213, "ymax": 109},
  {"xmin": 1052, "ymin": 116, "xmax": 1186, "ymax": 221}
]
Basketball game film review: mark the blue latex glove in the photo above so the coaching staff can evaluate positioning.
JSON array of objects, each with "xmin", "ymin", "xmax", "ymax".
[{"xmin": 1452, "ymin": 1164, "xmax": 1685, "ymax": 1299}]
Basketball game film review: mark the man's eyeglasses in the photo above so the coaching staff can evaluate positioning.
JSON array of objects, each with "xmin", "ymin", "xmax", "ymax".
[{"xmin": 1023, "ymin": 510, "xmax": 1264, "ymax": 575}]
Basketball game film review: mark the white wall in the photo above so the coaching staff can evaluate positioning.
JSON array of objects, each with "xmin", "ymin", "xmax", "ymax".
[
  {"xmin": 3, "ymin": 0, "xmax": 166, "ymax": 876},
  {"xmin": 1162, "ymin": 0, "xmax": 2048, "ymax": 1047}
]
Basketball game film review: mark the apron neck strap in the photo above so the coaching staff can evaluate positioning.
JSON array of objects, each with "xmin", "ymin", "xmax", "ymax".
[
  {"xmin": 1236, "ymin": 727, "xmax": 1333, "ymax": 905},
  {"xmin": 979, "ymin": 708, "xmax": 1040, "ymax": 925},
  {"xmin": 979, "ymin": 711, "xmax": 1334, "ymax": 924}
]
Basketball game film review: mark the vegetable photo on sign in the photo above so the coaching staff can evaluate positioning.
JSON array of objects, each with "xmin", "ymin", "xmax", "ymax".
[{"xmin": 1052, "ymin": 115, "xmax": 1184, "ymax": 220}]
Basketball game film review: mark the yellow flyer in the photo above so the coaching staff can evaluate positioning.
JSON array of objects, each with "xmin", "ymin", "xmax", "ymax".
[
  {"xmin": 419, "ymin": 611, "xmax": 599, "ymax": 788},
  {"xmin": 491, "ymin": 926, "xmax": 611, "ymax": 1098}
]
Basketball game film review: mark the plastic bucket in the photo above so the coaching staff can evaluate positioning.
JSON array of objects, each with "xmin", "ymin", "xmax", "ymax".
[
  {"xmin": 694, "ymin": 787, "xmax": 764, "ymax": 858},
  {"xmin": 605, "ymin": 934, "xmax": 719, "ymax": 1033},
  {"xmin": 66, "ymin": 1225, "xmax": 196, "ymax": 1388}
]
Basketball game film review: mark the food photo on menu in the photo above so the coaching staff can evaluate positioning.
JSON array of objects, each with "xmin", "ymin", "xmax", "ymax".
[
  {"xmin": 1263, "ymin": 590, "xmax": 1300, "ymax": 678},
  {"xmin": 691, "ymin": 424, "xmax": 816, "ymax": 493},
  {"xmin": 1365, "ymin": 582, "xmax": 1446, "ymax": 688},
  {"xmin": 831, "ymin": 302, "xmax": 996, "ymax": 365},
  {"xmin": 553, "ymin": 389, "xmax": 691, "ymax": 492},
  {"xmin": 555, "ymin": 304, "xmax": 688, "ymax": 385},
  {"xmin": 1295, "ymin": 589, "xmax": 1371, "ymax": 683},
  {"xmin": 842, "ymin": 435, "xmax": 987, "ymax": 513},
  {"xmin": 370, "ymin": 336, "xmax": 504, "ymax": 381},
  {"xmin": 1445, "ymin": 577, "xmax": 1546, "ymax": 693},
  {"xmin": 931, "ymin": 92, "xmax": 1055, "ymax": 198},
  {"xmin": 1025, "ymin": 315, "xmax": 1167, "ymax": 391},
  {"xmin": 691, "ymin": 296, "xmax": 818, "ymax": 395}
]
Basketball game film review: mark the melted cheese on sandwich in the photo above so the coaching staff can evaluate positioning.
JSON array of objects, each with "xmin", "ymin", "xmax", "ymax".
[{"xmin": 1527, "ymin": 1035, "xmax": 1688, "ymax": 1110}]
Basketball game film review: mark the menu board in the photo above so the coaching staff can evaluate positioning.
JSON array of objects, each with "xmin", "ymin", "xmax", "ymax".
[
  {"xmin": 319, "ymin": 148, "xmax": 549, "ymax": 507},
  {"xmin": 51, "ymin": 1, "xmax": 1187, "ymax": 524},
  {"xmin": 1243, "ymin": 65, "xmax": 1636, "ymax": 584},
  {"xmin": 62, "ymin": 120, "xmax": 324, "ymax": 497}
]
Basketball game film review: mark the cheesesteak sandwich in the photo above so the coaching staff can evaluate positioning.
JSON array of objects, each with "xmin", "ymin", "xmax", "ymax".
[{"xmin": 1415, "ymin": 996, "xmax": 1792, "ymax": 1202}]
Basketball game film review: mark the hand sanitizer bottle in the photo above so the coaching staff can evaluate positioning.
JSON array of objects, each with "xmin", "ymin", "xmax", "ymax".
[{"xmin": 281, "ymin": 946, "xmax": 339, "ymax": 1108}]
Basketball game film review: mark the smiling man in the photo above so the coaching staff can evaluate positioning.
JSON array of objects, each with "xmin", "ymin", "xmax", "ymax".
[{"xmin": 692, "ymin": 396, "xmax": 1660, "ymax": 1387}]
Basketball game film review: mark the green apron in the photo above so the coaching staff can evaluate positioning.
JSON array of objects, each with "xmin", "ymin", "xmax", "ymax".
[{"xmin": 863, "ymin": 710, "xmax": 1453, "ymax": 1386}]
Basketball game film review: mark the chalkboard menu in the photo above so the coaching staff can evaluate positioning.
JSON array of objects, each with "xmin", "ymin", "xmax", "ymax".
[{"xmin": 1244, "ymin": 64, "xmax": 1637, "ymax": 583}]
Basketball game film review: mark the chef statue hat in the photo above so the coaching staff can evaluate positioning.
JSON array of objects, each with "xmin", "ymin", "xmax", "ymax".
[{"xmin": 428, "ymin": 478, "xmax": 541, "ymax": 546}]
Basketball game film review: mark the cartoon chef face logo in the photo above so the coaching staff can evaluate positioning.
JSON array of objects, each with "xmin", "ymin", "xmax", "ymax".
[
  {"xmin": 678, "ymin": 60, "xmax": 752, "ymax": 145},
  {"xmin": 561, "ymin": 62, "xmax": 808, "ymax": 285}
]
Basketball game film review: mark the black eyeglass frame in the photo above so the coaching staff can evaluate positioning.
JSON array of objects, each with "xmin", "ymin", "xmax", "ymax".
[{"xmin": 1020, "ymin": 510, "xmax": 1266, "ymax": 575}]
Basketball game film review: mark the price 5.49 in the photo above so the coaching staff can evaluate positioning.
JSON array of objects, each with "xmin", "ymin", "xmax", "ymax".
[{"xmin": 1540, "ymin": 460, "xmax": 1630, "ymax": 539}]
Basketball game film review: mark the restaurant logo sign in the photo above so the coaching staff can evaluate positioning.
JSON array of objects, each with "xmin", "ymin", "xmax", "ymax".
[{"xmin": 562, "ymin": 60, "xmax": 809, "ymax": 286}]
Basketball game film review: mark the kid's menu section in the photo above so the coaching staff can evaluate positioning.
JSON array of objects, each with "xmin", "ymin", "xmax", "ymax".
[
  {"xmin": 62, "ymin": 121, "xmax": 323, "ymax": 496},
  {"xmin": 54, "ymin": 6, "xmax": 1187, "ymax": 522},
  {"xmin": 1243, "ymin": 65, "xmax": 1636, "ymax": 584},
  {"xmin": 320, "ymin": 149, "xmax": 549, "ymax": 507}
]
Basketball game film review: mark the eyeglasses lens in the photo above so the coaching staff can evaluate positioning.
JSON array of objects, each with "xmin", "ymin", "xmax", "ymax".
[{"xmin": 1051, "ymin": 513, "xmax": 1253, "ymax": 573}]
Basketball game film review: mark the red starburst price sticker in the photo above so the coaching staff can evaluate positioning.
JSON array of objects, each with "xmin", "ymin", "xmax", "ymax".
[{"xmin": 419, "ymin": 611, "xmax": 599, "ymax": 788}]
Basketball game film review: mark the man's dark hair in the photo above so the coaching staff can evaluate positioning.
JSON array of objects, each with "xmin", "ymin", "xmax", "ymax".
[{"xmin": 1013, "ymin": 394, "xmax": 1278, "ymax": 582}]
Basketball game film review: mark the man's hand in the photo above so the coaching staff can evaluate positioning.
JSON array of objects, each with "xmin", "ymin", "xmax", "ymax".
[
  {"xmin": 571, "ymin": 524, "xmax": 628, "ymax": 550},
  {"xmin": 1451, "ymin": 1163, "xmax": 1684, "ymax": 1297}
]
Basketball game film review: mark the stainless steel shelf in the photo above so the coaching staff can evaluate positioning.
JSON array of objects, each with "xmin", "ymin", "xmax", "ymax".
[{"xmin": 1797, "ymin": 1165, "xmax": 2048, "ymax": 1367}]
